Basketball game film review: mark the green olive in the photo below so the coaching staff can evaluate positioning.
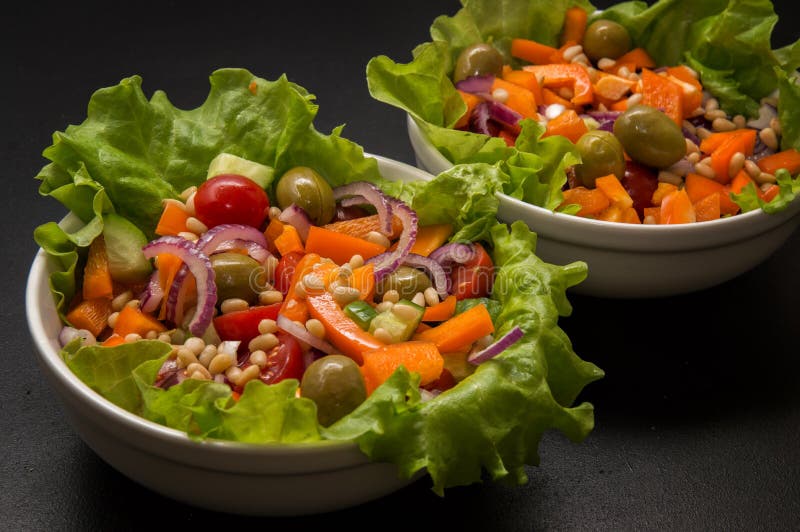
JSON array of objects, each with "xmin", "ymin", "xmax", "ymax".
[
  {"xmin": 301, "ymin": 355, "xmax": 367, "ymax": 426},
  {"xmin": 453, "ymin": 43, "xmax": 504, "ymax": 83},
  {"xmin": 275, "ymin": 166, "xmax": 336, "ymax": 225},
  {"xmin": 574, "ymin": 130, "xmax": 626, "ymax": 188},
  {"xmin": 613, "ymin": 104, "xmax": 686, "ymax": 169},
  {"xmin": 375, "ymin": 266, "xmax": 432, "ymax": 300},
  {"xmin": 582, "ymin": 19, "xmax": 632, "ymax": 61},
  {"xmin": 210, "ymin": 252, "xmax": 264, "ymax": 305}
]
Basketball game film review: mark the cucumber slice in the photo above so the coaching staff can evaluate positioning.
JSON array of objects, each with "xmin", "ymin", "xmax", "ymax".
[
  {"xmin": 102, "ymin": 213, "xmax": 153, "ymax": 284},
  {"xmin": 207, "ymin": 153, "xmax": 274, "ymax": 189},
  {"xmin": 369, "ymin": 300, "xmax": 424, "ymax": 343},
  {"xmin": 344, "ymin": 300, "xmax": 378, "ymax": 331}
]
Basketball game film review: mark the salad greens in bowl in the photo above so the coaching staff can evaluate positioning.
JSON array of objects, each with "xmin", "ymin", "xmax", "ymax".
[
  {"xmin": 27, "ymin": 68, "xmax": 603, "ymax": 515},
  {"xmin": 367, "ymin": 0, "xmax": 800, "ymax": 297}
]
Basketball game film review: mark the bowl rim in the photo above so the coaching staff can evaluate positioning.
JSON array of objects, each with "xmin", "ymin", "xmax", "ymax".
[
  {"xmin": 406, "ymin": 113, "xmax": 800, "ymax": 250},
  {"xmin": 25, "ymin": 152, "xmax": 436, "ymax": 466}
]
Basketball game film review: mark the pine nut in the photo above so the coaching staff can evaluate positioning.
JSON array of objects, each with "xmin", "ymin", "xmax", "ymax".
[
  {"xmin": 586, "ymin": 66, "xmax": 599, "ymax": 83},
  {"xmin": 756, "ymin": 172, "xmax": 776, "ymax": 185},
  {"xmin": 704, "ymin": 109, "xmax": 727, "ymax": 121},
  {"xmin": 248, "ymin": 350, "xmax": 266, "ymax": 368},
  {"xmin": 158, "ymin": 333, "xmax": 172, "ymax": 343},
  {"xmin": 694, "ymin": 162, "xmax": 716, "ymax": 179},
  {"xmin": 180, "ymin": 186, "xmax": 197, "ymax": 201},
  {"xmin": 411, "ymin": 292, "xmax": 426, "ymax": 307},
  {"xmin": 258, "ymin": 319, "xmax": 278, "ymax": 335},
  {"xmin": 597, "ymin": 102, "xmax": 608, "ymax": 112},
  {"xmin": 557, "ymin": 86, "xmax": 574, "ymax": 100},
  {"xmin": 186, "ymin": 362, "xmax": 211, "ymax": 380},
  {"xmin": 696, "ymin": 127, "xmax": 712, "ymax": 140},
  {"xmin": 124, "ymin": 333, "xmax": 141, "ymax": 343},
  {"xmin": 302, "ymin": 273, "xmax": 325, "ymax": 291},
  {"xmin": 259, "ymin": 290, "xmax": 283, "ymax": 305},
  {"xmin": 744, "ymin": 160, "xmax": 762, "ymax": 180},
  {"xmin": 685, "ymin": 138, "xmax": 699, "ymax": 154},
  {"xmin": 572, "ymin": 53, "xmax": 590, "ymax": 67},
  {"xmin": 178, "ymin": 231, "xmax": 199, "ymax": 242},
  {"xmin": 337, "ymin": 264, "xmax": 353, "ymax": 285},
  {"xmin": 689, "ymin": 107, "xmax": 705, "ymax": 118},
  {"xmin": 491, "ymin": 88, "xmax": 509, "ymax": 103},
  {"xmin": 145, "ymin": 330, "xmax": 159, "ymax": 340},
  {"xmin": 733, "ymin": 114, "xmax": 747, "ymax": 129},
  {"xmin": 423, "ymin": 287, "xmax": 440, "ymax": 307},
  {"xmin": 184, "ymin": 337, "xmax": 206, "ymax": 355},
  {"xmin": 759, "ymin": 127, "xmax": 779, "ymax": 151},
  {"xmin": 597, "ymin": 58, "xmax": 616, "ymax": 71},
  {"xmin": 332, "ymin": 285, "xmax": 361, "ymax": 306},
  {"xmin": 348, "ymin": 254, "xmax": 364, "ymax": 269},
  {"xmin": 728, "ymin": 151, "xmax": 745, "ymax": 179},
  {"xmin": 185, "ymin": 216, "xmax": 208, "ymax": 235},
  {"xmin": 184, "ymin": 193, "xmax": 197, "ymax": 216},
  {"xmin": 687, "ymin": 152, "xmax": 701, "ymax": 164},
  {"xmin": 391, "ymin": 302, "xmax": 420, "ymax": 322},
  {"xmin": 364, "ymin": 231, "xmax": 391, "ymax": 248},
  {"xmin": 658, "ymin": 170, "xmax": 683, "ymax": 186},
  {"xmin": 562, "ymin": 44, "xmax": 583, "ymax": 62},
  {"xmin": 225, "ymin": 366, "xmax": 243, "ymax": 384},
  {"xmin": 107, "ymin": 311, "xmax": 119, "ymax": 329},
  {"xmin": 627, "ymin": 93, "xmax": 642, "ymax": 107},
  {"xmin": 238, "ymin": 365, "xmax": 261, "ymax": 386},
  {"xmin": 125, "ymin": 298, "xmax": 140, "ymax": 308},
  {"xmin": 268, "ymin": 206, "xmax": 282, "ymax": 220},
  {"xmin": 209, "ymin": 353, "xmax": 234, "ymax": 375},
  {"xmin": 372, "ymin": 327, "xmax": 393, "ymax": 343},
  {"xmin": 375, "ymin": 301, "xmax": 394, "ymax": 313},
  {"xmin": 111, "ymin": 291, "xmax": 133, "ymax": 312},
  {"xmin": 626, "ymin": 72, "xmax": 640, "ymax": 82},
  {"xmin": 769, "ymin": 117, "xmax": 782, "ymax": 136},
  {"xmin": 683, "ymin": 121, "xmax": 697, "ymax": 138},
  {"xmin": 711, "ymin": 118, "xmax": 736, "ymax": 132},
  {"xmin": 189, "ymin": 370, "xmax": 210, "ymax": 381},
  {"xmin": 249, "ymin": 333, "xmax": 279, "ymax": 353},
  {"xmin": 382, "ymin": 290, "xmax": 400, "ymax": 304},
  {"xmin": 306, "ymin": 319, "xmax": 325, "ymax": 339},
  {"xmin": 220, "ymin": 298, "xmax": 249, "ymax": 314},
  {"xmin": 198, "ymin": 344, "xmax": 217, "ymax": 367},
  {"xmin": 176, "ymin": 347, "xmax": 197, "ymax": 368},
  {"xmin": 705, "ymin": 97, "xmax": 719, "ymax": 111},
  {"xmin": 617, "ymin": 66, "xmax": 631, "ymax": 78}
]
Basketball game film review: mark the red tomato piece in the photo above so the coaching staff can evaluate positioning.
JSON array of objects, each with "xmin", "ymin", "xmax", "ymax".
[
  {"xmin": 259, "ymin": 332, "xmax": 304, "ymax": 385},
  {"xmin": 193, "ymin": 174, "xmax": 270, "ymax": 229},
  {"xmin": 451, "ymin": 243, "xmax": 495, "ymax": 300},
  {"xmin": 273, "ymin": 251, "xmax": 305, "ymax": 295},
  {"xmin": 213, "ymin": 304, "xmax": 281, "ymax": 344}
]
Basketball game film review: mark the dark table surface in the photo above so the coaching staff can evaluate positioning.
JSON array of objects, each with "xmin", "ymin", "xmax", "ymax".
[{"xmin": 6, "ymin": 1, "xmax": 799, "ymax": 529}]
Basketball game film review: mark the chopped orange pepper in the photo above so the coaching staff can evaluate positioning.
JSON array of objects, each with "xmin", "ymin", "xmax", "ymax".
[
  {"xmin": 560, "ymin": 186, "xmax": 611, "ymax": 216},
  {"xmin": 595, "ymin": 174, "xmax": 634, "ymax": 208},
  {"xmin": 523, "ymin": 63, "xmax": 594, "ymax": 106},
  {"xmin": 543, "ymin": 109, "xmax": 588, "ymax": 143},
  {"xmin": 640, "ymin": 68, "xmax": 683, "ymax": 126}
]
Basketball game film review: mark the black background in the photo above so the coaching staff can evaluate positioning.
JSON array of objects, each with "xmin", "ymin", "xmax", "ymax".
[{"xmin": 6, "ymin": 1, "xmax": 799, "ymax": 529}]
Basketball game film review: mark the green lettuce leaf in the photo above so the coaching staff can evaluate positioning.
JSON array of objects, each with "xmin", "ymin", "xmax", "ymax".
[{"xmin": 35, "ymin": 68, "xmax": 602, "ymax": 495}]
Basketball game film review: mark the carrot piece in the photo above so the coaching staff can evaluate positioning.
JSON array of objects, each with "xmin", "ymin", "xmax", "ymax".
[
  {"xmin": 155, "ymin": 201, "xmax": 189, "ymax": 237},
  {"xmin": 409, "ymin": 224, "xmax": 454, "ymax": 257},
  {"xmin": 541, "ymin": 87, "xmax": 575, "ymax": 109},
  {"xmin": 560, "ymin": 186, "xmax": 611, "ymax": 216},
  {"xmin": 511, "ymin": 38, "xmax": 561, "ymax": 65},
  {"xmin": 360, "ymin": 341, "xmax": 444, "ymax": 395},
  {"xmin": 323, "ymin": 214, "xmax": 403, "ymax": 240},
  {"xmin": 560, "ymin": 7, "xmax": 588, "ymax": 46},
  {"xmin": 593, "ymin": 72, "xmax": 636, "ymax": 101},
  {"xmin": 306, "ymin": 292, "xmax": 384, "ymax": 365},
  {"xmin": 543, "ymin": 109, "xmax": 588, "ymax": 143},
  {"xmin": 422, "ymin": 294, "xmax": 457, "ymax": 322},
  {"xmin": 595, "ymin": 174, "xmax": 634, "ymax": 208},
  {"xmin": 279, "ymin": 253, "xmax": 320, "ymax": 323},
  {"xmin": 502, "ymin": 70, "xmax": 544, "ymax": 107},
  {"xmin": 83, "ymin": 236, "xmax": 114, "ymax": 301},
  {"xmin": 709, "ymin": 129, "xmax": 757, "ymax": 185},
  {"xmin": 304, "ymin": 225, "xmax": 387, "ymax": 265},
  {"xmin": 455, "ymin": 90, "xmax": 483, "ymax": 129},
  {"xmin": 756, "ymin": 148, "xmax": 800, "ymax": 176},
  {"xmin": 101, "ymin": 334, "xmax": 125, "ymax": 347},
  {"xmin": 613, "ymin": 48, "xmax": 656, "ymax": 70},
  {"xmin": 760, "ymin": 184, "xmax": 780, "ymax": 203},
  {"xmin": 640, "ymin": 68, "xmax": 683, "ymax": 126},
  {"xmin": 693, "ymin": 192, "xmax": 721, "ymax": 222},
  {"xmin": 642, "ymin": 206, "xmax": 661, "ymax": 224},
  {"xmin": 660, "ymin": 189, "xmax": 696, "ymax": 224},
  {"xmin": 491, "ymin": 77, "xmax": 539, "ymax": 118},
  {"xmin": 414, "ymin": 303, "xmax": 495, "ymax": 353},
  {"xmin": 113, "ymin": 305, "xmax": 167, "ymax": 338},
  {"xmin": 651, "ymin": 182, "xmax": 679, "ymax": 206},
  {"xmin": 66, "ymin": 298, "xmax": 112, "ymax": 338},
  {"xmin": 273, "ymin": 224, "xmax": 305, "ymax": 256},
  {"xmin": 523, "ymin": 64, "xmax": 594, "ymax": 106}
]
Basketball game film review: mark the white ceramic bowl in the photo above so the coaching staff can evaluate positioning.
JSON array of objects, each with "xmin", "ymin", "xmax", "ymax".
[
  {"xmin": 26, "ymin": 154, "xmax": 433, "ymax": 516},
  {"xmin": 407, "ymin": 114, "xmax": 800, "ymax": 298}
]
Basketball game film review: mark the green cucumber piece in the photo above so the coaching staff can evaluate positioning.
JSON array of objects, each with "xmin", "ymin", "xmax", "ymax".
[
  {"xmin": 207, "ymin": 153, "xmax": 274, "ymax": 189},
  {"xmin": 344, "ymin": 300, "xmax": 378, "ymax": 331},
  {"xmin": 102, "ymin": 213, "xmax": 152, "ymax": 284},
  {"xmin": 368, "ymin": 299, "xmax": 424, "ymax": 343}
]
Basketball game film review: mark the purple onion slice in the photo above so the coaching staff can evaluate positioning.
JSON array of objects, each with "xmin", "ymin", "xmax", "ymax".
[
  {"xmin": 455, "ymin": 74, "xmax": 494, "ymax": 95},
  {"xmin": 366, "ymin": 199, "xmax": 418, "ymax": 283},
  {"xmin": 139, "ymin": 270, "xmax": 164, "ymax": 313},
  {"xmin": 333, "ymin": 182, "xmax": 394, "ymax": 236},
  {"xmin": 211, "ymin": 239, "xmax": 272, "ymax": 264},
  {"xmin": 278, "ymin": 204, "xmax": 312, "ymax": 242},
  {"xmin": 399, "ymin": 253, "xmax": 449, "ymax": 299},
  {"xmin": 468, "ymin": 326, "xmax": 524, "ymax": 365},
  {"xmin": 486, "ymin": 99, "xmax": 522, "ymax": 129},
  {"xmin": 470, "ymin": 102, "xmax": 500, "ymax": 137},
  {"xmin": 142, "ymin": 236, "xmax": 216, "ymax": 337}
]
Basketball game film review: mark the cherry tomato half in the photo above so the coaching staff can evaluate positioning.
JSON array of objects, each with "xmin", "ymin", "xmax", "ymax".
[
  {"xmin": 273, "ymin": 251, "xmax": 305, "ymax": 296},
  {"xmin": 451, "ymin": 242, "xmax": 494, "ymax": 300},
  {"xmin": 259, "ymin": 332, "xmax": 304, "ymax": 385},
  {"xmin": 213, "ymin": 303, "xmax": 281, "ymax": 345},
  {"xmin": 193, "ymin": 174, "xmax": 270, "ymax": 229}
]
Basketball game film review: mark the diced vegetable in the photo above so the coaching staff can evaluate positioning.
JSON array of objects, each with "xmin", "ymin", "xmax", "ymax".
[
  {"xmin": 360, "ymin": 341, "xmax": 444, "ymax": 395},
  {"xmin": 306, "ymin": 292, "xmax": 385, "ymax": 364},
  {"xmin": 414, "ymin": 302, "xmax": 495, "ymax": 353}
]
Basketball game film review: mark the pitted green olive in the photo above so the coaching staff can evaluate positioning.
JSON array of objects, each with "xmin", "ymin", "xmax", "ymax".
[
  {"xmin": 453, "ymin": 43, "xmax": 504, "ymax": 83},
  {"xmin": 574, "ymin": 130, "xmax": 626, "ymax": 188},
  {"xmin": 275, "ymin": 166, "xmax": 336, "ymax": 225},
  {"xmin": 613, "ymin": 104, "xmax": 687, "ymax": 169},
  {"xmin": 375, "ymin": 266, "xmax": 431, "ymax": 300},
  {"xmin": 582, "ymin": 19, "xmax": 632, "ymax": 61},
  {"xmin": 211, "ymin": 252, "xmax": 264, "ymax": 304},
  {"xmin": 301, "ymin": 355, "xmax": 367, "ymax": 426}
]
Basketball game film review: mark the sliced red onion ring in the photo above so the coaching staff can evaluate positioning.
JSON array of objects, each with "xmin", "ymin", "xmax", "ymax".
[
  {"xmin": 486, "ymin": 99, "xmax": 522, "ymax": 129},
  {"xmin": 469, "ymin": 102, "xmax": 500, "ymax": 137},
  {"xmin": 365, "ymin": 199, "xmax": 418, "ymax": 282},
  {"xmin": 468, "ymin": 326, "xmax": 524, "ymax": 365},
  {"xmin": 154, "ymin": 358, "xmax": 186, "ymax": 389},
  {"xmin": 196, "ymin": 223, "xmax": 268, "ymax": 253},
  {"xmin": 139, "ymin": 270, "xmax": 164, "ymax": 313},
  {"xmin": 429, "ymin": 242, "xmax": 476, "ymax": 267},
  {"xmin": 212, "ymin": 239, "xmax": 272, "ymax": 264},
  {"xmin": 278, "ymin": 204, "xmax": 312, "ymax": 241},
  {"xmin": 333, "ymin": 182, "xmax": 394, "ymax": 236},
  {"xmin": 455, "ymin": 74, "xmax": 494, "ymax": 95},
  {"xmin": 746, "ymin": 103, "xmax": 777, "ymax": 129},
  {"xmin": 276, "ymin": 314, "xmax": 336, "ymax": 354},
  {"xmin": 142, "ymin": 236, "xmax": 216, "ymax": 337},
  {"xmin": 400, "ymin": 253, "xmax": 449, "ymax": 299}
]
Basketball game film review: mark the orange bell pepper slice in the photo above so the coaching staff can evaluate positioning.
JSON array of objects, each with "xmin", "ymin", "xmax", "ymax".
[
  {"xmin": 522, "ymin": 64, "xmax": 594, "ymax": 106},
  {"xmin": 306, "ymin": 291, "xmax": 384, "ymax": 365}
]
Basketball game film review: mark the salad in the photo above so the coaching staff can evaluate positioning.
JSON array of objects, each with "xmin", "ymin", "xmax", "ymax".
[
  {"xmin": 33, "ymin": 69, "xmax": 603, "ymax": 494},
  {"xmin": 366, "ymin": 0, "xmax": 800, "ymax": 224}
]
